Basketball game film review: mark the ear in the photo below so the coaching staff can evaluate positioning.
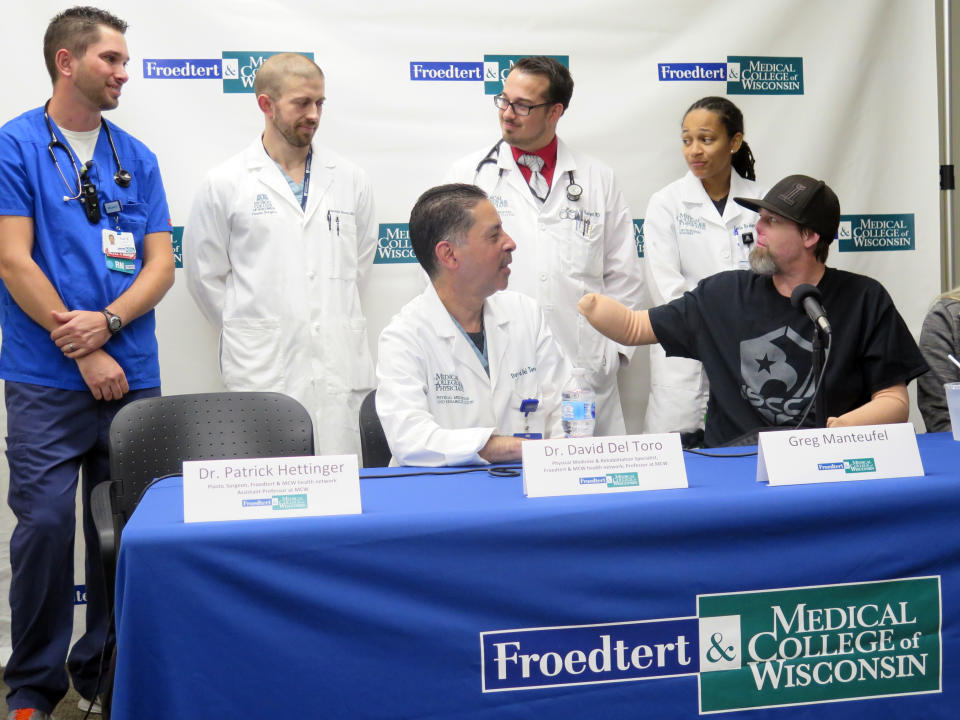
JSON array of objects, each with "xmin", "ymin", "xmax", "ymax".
[
  {"xmin": 54, "ymin": 48, "xmax": 74, "ymax": 80},
  {"xmin": 434, "ymin": 240, "xmax": 458, "ymax": 271},
  {"xmin": 800, "ymin": 228, "xmax": 821, "ymax": 250},
  {"xmin": 729, "ymin": 132, "xmax": 743, "ymax": 155},
  {"xmin": 548, "ymin": 103, "xmax": 565, "ymax": 124},
  {"xmin": 256, "ymin": 93, "xmax": 274, "ymax": 116}
]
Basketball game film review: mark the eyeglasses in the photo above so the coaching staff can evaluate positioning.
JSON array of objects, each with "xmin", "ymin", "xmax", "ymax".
[{"xmin": 492, "ymin": 94, "xmax": 553, "ymax": 116}]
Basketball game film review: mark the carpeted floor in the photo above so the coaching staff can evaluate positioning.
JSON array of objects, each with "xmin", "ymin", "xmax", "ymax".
[{"xmin": 0, "ymin": 672, "xmax": 95, "ymax": 720}]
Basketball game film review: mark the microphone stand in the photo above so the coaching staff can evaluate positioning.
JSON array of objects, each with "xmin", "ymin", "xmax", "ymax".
[{"xmin": 811, "ymin": 327, "xmax": 828, "ymax": 428}]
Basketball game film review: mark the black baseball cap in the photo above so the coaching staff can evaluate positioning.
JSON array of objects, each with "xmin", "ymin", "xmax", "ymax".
[{"xmin": 734, "ymin": 174, "xmax": 840, "ymax": 244}]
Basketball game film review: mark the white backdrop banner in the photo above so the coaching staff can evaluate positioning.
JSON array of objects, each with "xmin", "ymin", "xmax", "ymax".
[{"xmin": 0, "ymin": 0, "xmax": 940, "ymax": 659}]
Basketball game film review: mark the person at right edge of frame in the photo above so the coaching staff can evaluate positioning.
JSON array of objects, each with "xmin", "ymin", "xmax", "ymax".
[
  {"xmin": 444, "ymin": 56, "xmax": 644, "ymax": 437},
  {"xmin": 578, "ymin": 175, "xmax": 928, "ymax": 448},
  {"xmin": 0, "ymin": 7, "xmax": 175, "ymax": 719}
]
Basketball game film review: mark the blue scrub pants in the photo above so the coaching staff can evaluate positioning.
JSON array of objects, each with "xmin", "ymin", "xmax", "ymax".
[{"xmin": 3, "ymin": 381, "xmax": 160, "ymax": 713}]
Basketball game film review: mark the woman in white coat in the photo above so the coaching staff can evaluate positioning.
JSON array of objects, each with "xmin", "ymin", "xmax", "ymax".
[{"xmin": 643, "ymin": 96, "xmax": 766, "ymax": 442}]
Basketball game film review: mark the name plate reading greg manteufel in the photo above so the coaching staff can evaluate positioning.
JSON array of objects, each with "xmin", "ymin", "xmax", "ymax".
[
  {"xmin": 757, "ymin": 423, "xmax": 924, "ymax": 486},
  {"xmin": 521, "ymin": 434, "xmax": 687, "ymax": 498},
  {"xmin": 183, "ymin": 455, "xmax": 361, "ymax": 523}
]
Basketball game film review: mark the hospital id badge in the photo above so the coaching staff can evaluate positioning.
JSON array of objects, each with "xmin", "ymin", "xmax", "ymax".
[{"xmin": 102, "ymin": 229, "xmax": 136, "ymax": 260}]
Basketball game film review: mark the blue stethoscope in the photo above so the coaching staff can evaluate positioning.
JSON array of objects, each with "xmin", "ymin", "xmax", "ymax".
[{"xmin": 473, "ymin": 139, "xmax": 583, "ymax": 202}]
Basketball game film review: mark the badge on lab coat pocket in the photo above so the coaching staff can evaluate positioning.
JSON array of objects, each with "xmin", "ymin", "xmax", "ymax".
[{"xmin": 102, "ymin": 229, "xmax": 136, "ymax": 260}]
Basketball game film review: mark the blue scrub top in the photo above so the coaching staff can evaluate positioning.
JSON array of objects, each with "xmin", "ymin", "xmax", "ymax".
[{"xmin": 0, "ymin": 107, "xmax": 171, "ymax": 391}]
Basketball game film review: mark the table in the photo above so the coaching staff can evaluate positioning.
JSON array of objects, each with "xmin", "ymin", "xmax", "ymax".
[{"xmin": 113, "ymin": 432, "xmax": 960, "ymax": 718}]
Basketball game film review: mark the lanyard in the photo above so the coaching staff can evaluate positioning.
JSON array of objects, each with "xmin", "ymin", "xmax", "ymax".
[{"xmin": 300, "ymin": 148, "xmax": 312, "ymax": 211}]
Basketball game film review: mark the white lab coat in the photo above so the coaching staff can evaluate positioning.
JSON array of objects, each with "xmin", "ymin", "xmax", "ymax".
[
  {"xmin": 184, "ymin": 138, "xmax": 377, "ymax": 456},
  {"xmin": 376, "ymin": 285, "xmax": 569, "ymax": 466},
  {"xmin": 446, "ymin": 138, "xmax": 644, "ymax": 436},
  {"xmin": 642, "ymin": 170, "xmax": 766, "ymax": 433}
]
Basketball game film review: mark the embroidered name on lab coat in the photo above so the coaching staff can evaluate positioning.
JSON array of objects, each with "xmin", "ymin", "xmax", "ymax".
[{"xmin": 252, "ymin": 193, "xmax": 278, "ymax": 216}]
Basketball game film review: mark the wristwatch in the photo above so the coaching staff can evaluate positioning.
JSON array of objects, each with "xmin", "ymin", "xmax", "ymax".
[{"xmin": 102, "ymin": 309, "xmax": 123, "ymax": 335}]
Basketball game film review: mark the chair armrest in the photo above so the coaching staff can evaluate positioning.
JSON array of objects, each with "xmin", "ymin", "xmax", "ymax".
[{"xmin": 91, "ymin": 480, "xmax": 116, "ymax": 582}]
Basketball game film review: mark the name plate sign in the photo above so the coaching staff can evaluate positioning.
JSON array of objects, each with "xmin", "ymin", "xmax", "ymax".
[
  {"xmin": 757, "ymin": 423, "xmax": 923, "ymax": 486},
  {"xmin": 183, "ymin": 455, "xmax": 361, "ymax": 523},
  {"xmin": 521, "ymin": 433, "xmax": 687, "ymax": 497}
]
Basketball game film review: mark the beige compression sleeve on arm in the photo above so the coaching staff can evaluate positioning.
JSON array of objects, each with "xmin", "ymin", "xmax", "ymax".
[{"xmin": 577, "ymin": 293, "xmax": 657, "ymax": 346}]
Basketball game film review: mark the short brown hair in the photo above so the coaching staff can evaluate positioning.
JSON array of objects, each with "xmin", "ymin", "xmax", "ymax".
[{"xmin": 43, "ymin": 6, "xmax": 127, "ymax": 84}]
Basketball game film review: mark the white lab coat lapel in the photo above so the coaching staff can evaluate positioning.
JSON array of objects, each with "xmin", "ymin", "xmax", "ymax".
[
  {"xmin": 679, "ymin": 169, "xmax": 755, "ymax": 229},
  {"xmin": 245, "ymin": 140, "xmax": 302, "ymax": 215},
  {"xmin": 546, "ymin": 138, "xmax": 577, "ymax": 209},
  {"xmin": 484, "ymin": 296, "xmax": 511, "ymax": 389},
  {"xmin": 423, "ymin": 285, "xmax": 490, "ymax": 387},
  {"xmin": 303, "ymin": 142, "xmax": 335, "ymax": 225}
]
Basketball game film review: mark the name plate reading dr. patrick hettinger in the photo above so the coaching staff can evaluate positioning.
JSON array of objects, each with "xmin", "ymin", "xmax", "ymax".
[
  {"xmin": 521, "ymin": 434, "xmax": 688, "ymax": 498},
  {"xmin": 183, "ymin": 455, "xmax": 361, "ymax": 523}
]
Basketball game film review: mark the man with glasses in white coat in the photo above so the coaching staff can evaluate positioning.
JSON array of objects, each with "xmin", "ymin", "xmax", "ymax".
[{"xmin": 446, "ymin": 56, "xmax": 644, "ymax": 437}]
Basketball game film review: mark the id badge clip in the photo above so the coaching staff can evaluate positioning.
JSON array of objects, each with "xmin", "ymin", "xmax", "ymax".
[{"xmin": 513, "ymin": 398, "xmax": 542, "ymax": 439}]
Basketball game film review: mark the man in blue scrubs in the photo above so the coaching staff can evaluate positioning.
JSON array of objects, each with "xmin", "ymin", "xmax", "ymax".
[{"xmin": 0, "ymin": 7, "xmax": 174, "ymax": 718}]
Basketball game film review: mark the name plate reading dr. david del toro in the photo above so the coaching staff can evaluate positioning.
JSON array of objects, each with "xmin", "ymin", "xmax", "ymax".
[
  {"xmin": 183, "ymin": 455, "xmax": 361, "ymax": 523},
  {"xmin": 521, "ymin": 434, "xmax": 687, "ymax": 498},
  {"xmin": 757, "ymin": 423, "xmax": 924, "ymax": 486}
]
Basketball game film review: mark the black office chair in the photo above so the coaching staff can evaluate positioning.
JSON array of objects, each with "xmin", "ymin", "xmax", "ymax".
[
  {"xmin": 92, "ymin": 391, "xmax": 314, "ymax": 601},
  {"xmin": 91, "ymin": 391, "xmax": 314, "ymax": 718},
  {"xmin": 359, "ymin": 389, "xmax": 392, "ymax": 467}
]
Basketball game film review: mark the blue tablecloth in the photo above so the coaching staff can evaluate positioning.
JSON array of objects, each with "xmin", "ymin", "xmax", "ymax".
[{"xmin": 113, "ymin": 432, "xmax": 960, "ymax": 719}]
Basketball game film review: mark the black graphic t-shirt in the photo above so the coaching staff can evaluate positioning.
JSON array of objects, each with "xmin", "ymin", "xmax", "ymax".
[{"xmin": 649, "ymin": 268, "xmax": 929, "ymax": 447}]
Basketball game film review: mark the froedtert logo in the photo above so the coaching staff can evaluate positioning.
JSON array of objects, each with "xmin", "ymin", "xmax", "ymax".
[
  {"xmin": 657, "ymin": 63, "xmax": 726, "ymax": 81},
  {"xmin": 221, "ymin": 51, "xmax": 314, "ymax": 93},
  {"xmin": 408, "ymin": 55, "xmax": 569, "ymax": 95},
  {"xmin": 143, "ymin": 59, "xmax": 223, "ymax": 79},
  {"xmin": 697, "ymin": 577, "xmax": 941, "ymax": 713},
  {"xmin": 837, "ymin": 214, "xmax": 915, "ymax": 252},
  {"xmin": 409, "ymin": 62, "xmax": 482, "ymax": 81},
  {"xmin": 481, "ymin": 617, "xmax": 697, "ymax": 692},
  {"xmin": 375, "ymin": 223, "xmax": 417, "ymax": 264}
]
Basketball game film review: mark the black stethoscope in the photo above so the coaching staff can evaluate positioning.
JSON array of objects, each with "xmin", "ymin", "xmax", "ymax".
[
  {"xmin": 44, "ymin": 99, "xmax": 132, "ymax": 202},
  {"xmin": 474, "ymin": 139, "xmax": 583, "ymax": 202}
]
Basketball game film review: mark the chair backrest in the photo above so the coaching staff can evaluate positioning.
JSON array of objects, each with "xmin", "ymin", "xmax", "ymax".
[
  {"xmin": 109, "ymin": 392, "xmax": 314, "ymax": 525},
  {"xmin": 359, "ymin": 389, "xmax": 392, "ymax": 467}
]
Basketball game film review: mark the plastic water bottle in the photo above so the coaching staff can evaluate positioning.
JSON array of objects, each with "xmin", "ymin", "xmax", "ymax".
[{"xmin": 562, "ymin": 368, "xmax": 596, "ymax": 438}]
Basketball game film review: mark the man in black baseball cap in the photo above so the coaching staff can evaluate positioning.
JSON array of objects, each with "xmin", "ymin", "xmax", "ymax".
[
  {"xmin": 734, "ymin": 174, "xmax": 840, "ymax": 273},
  {"xmin": 577, "ymin": 174, "xmax": 927, "ymax": 446}
]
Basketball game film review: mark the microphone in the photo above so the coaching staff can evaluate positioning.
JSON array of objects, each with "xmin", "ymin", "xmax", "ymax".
[{"xmin": 791, "ymin": 284, "xmax": 831, "ymax": 336}]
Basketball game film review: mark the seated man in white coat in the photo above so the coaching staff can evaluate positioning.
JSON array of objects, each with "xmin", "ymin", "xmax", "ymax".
[{"xmin": 376, "ymin": 184, "xmax": 569, "ymax": 466}]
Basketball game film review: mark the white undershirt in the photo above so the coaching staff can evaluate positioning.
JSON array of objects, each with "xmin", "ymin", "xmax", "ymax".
[{"xmin": 59, "ymin": 126, "xmax": 101, "ymax": 165}]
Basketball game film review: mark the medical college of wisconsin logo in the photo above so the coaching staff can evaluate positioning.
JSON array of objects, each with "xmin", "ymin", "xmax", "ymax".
[{"xmin": 480, "ymin": 576, "xmax": 941, "ymax": 714}]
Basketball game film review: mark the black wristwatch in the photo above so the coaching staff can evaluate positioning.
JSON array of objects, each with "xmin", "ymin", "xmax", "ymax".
[{"xmin": 102, "ymin": 309, "xmax": 123, "ymax": 335}]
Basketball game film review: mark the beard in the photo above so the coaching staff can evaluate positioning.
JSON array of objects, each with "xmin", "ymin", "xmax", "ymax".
[
  {"xmin": 749, "ymin": 246, "xmax": 778, "ymax": 276},
  {"xmin": 272, "ymin": 116, "xmax": 315, "ymax": 148}
]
